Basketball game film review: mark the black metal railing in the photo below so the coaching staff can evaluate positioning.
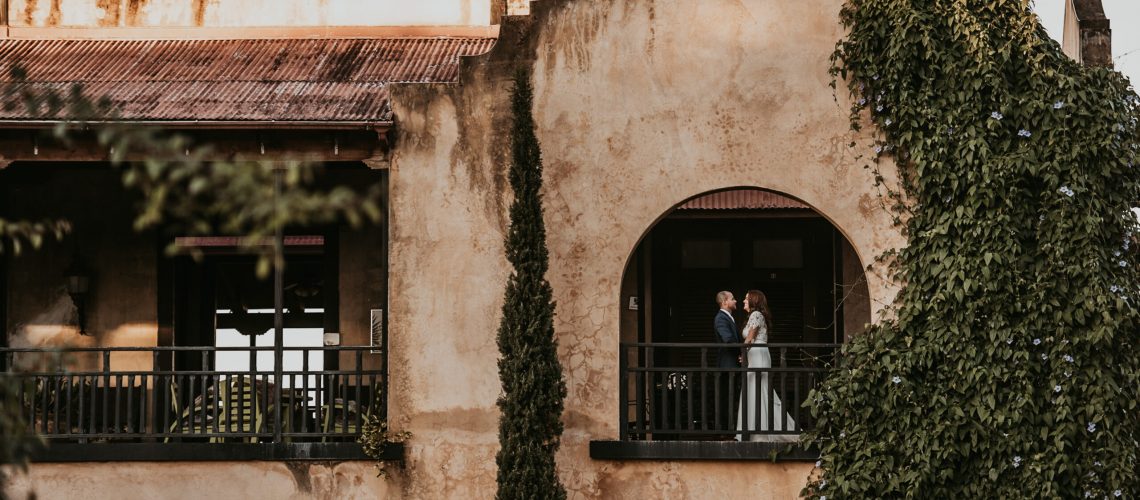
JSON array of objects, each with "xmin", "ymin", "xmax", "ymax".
[
  {"xmin": 620, "ymin": 342, "xmax": 840, "ymax": 441},
  {"xmin": 1, "ymin": 346, "xmax": 384, "ymax": 444}
]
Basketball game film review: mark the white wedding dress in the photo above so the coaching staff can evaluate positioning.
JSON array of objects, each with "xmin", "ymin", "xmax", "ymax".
[{"xmin": 736, "ymin": 311, "xmax": 797, "ymax": 442}]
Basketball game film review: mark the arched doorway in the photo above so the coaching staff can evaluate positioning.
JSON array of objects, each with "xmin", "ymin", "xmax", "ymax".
[{"xmin": 617, "ymin": 187, "xmax": 871, "ymax": 441}]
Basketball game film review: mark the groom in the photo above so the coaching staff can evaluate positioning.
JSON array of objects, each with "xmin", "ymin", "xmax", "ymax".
[{"xmin": 713, "ymin": 291, "xmax": 742, "ymax": 435}]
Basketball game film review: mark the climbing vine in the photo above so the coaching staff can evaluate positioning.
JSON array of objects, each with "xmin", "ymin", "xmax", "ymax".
[{"xmin": 803, "ymin": 0, "xmax": 1140, "ymax": 497}]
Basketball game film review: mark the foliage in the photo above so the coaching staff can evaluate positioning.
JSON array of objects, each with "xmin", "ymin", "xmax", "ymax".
[
  {"xmin": 494, "ymin": 67, "xmax": 568, "ymax": 500},
  {"xmin": 358, "ymin": 411, "xmax": 411, "ymax": 478},
  {"xmin": 0, "ymin": 376, "xmax": 43, "ymax": 500},
  {"xmin": 0, "ymin": 219, "xmax": 70, "ymax": 256},
  {"xmin": 802, "ymin": 0, "xmax": 1140, "ymax": 497}
]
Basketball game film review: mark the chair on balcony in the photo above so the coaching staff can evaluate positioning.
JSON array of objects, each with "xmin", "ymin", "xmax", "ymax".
[
  {"xmin": 320, "ymin": 381, "xmax": 379, "ymax": 442},
  {"xmin": 215, "ymin": 376, "xmax": 265, "ymax": 442},
  {"xmin": 166, "ymin": 376, "xmax": 265, "ymax": 442}
]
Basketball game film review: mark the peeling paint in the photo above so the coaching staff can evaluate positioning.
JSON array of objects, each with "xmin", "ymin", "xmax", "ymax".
[
  {"xmin": 11, "ymin": 0, "xmax": 496, "ymax": 27},
  {"xmin": 22, "ymin": 0, "xmax": 36, "ymax": 25},
  {"xmin": 284, "ymin": 462, "xmax": 315, "ymax": 493},
  {"xmin": 124, "ymin": 0, "xmax": 144, "ymax": 25},
  {"xmin": 95, "ymin": 0, "xmax": 121, "ymax": 26},
  {"xmin": 192, "ymin": 0, "xmax": 206, "ymax": 25}
]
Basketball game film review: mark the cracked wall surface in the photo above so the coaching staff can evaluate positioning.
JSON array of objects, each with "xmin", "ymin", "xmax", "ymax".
[
  {"xmin": 3, "ymin": 0, "xmax": 904, "ymax": 498},
  {"xmin": 386, "ymin": 0, "xmax": 904, "ymax": 497}
]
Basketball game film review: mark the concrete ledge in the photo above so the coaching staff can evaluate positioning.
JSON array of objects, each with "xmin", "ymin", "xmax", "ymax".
[
  {"xmin": 26, "ymin": 442, "xmax": 404, "ymax": 462},
  {"xmin": 589, "ymin": 440, "xmax": 818, "ymax": 461}
]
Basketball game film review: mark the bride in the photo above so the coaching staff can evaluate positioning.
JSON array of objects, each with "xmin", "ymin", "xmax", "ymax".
[{"xmin": 736, "ymin": 290, "xmax": 797, "ymax": 442}]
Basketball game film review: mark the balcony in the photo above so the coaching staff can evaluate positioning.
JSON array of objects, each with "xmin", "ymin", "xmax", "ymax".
[
  {"xmin": 591, "ymin": 342, "xmax": 840, "ymax": 461},
  {"xmin": 1, "ymin": 345, "xmax": 401, "ymax": 462}
]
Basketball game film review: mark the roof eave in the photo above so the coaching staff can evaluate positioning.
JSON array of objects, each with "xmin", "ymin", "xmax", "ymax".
[{"xmin": 0, "ymin": 120, "xmax": 393, "ymax": 130}]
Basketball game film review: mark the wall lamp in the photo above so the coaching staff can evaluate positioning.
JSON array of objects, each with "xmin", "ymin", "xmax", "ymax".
[{"xmin": 64, "ymin": 259, "xmax": 92, "ymax": 336}]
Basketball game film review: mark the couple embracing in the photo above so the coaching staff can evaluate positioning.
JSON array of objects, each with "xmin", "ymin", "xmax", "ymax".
[{"xmin": 714, "ymin": 290, "xmax": 797, "ymax": 442}]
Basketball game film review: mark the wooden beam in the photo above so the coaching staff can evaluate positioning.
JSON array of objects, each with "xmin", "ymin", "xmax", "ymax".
[{"xmin": 0, "ymin": 129, "xmax": 387, "ymax": 162}]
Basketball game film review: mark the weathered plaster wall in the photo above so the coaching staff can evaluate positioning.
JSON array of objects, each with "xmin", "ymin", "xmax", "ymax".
[
  {"xmin": 8, "ymin": 0, "xmax": 493, "ymax": 27},
  {"xmin": 508, "ymin": 0, "xmax": 530, "ymax": 16},
  {"xmin": 387, "ymin": 0, "xmax": 903, "ymax": 497},
  {"xmin": 5, "ymin": 461, "xmax": 393, "ymax": 499}
]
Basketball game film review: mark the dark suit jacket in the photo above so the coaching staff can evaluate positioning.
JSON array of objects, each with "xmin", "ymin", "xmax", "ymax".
[{"xmin": 714, "ymin": 310, "xmax": 742, "ymax": 368}]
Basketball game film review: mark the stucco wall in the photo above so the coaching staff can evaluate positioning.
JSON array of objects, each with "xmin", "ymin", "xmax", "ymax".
[
  {"xmin": 5, "ymin": 462, "xmax": 393, "ymax": 500},
  {"xmin": 386, "ymin": 0, "xmax": 903, "ymax": 497},
  {"xmin": 8, "ymin": 0, "xmax": 494, "ymax": 27}
]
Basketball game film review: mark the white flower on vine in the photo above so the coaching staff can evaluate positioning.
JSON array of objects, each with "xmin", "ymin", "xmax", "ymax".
[
  {"xmin": 1013, "ymin": 455, "xmax": 1022, "ymax": 467},
  {"xmin": 1119, "ymin": 260, "xmax": 1129, "ymax": 268},
  {"xmin": 1054, "ymin": 385, "xmax": 1062, "ymax": 393},
  {"xmin": 874, "ymin": 145, "xmax": 884, "ymax": 154},
  {"xmin": 1059, "ymin": 186, "xmax": 1075, "ymax": 197},
  {"xmin": 1088, "ymin": 422, "xmax": 1097, "ymax": 432},
  {"xmin": 1053, "ymin": 101, "xmax": 1065, "ymax": 109},
  {"xmin": 1006, "ymin": 338, "xmax": 1014, "ymax": 345},
  {"xmin": 876, "ymin": 104, "xmax": 885, "ymax": 112},
  {"xmin": 1033, "ymin": 338, "xmax": 1041, "ymax": 345},
  {"xmin": 857, "ymin": 97, "xmax": 867, "ymax": 106},
  {"xmin": 1018, "ymin": 129, "xmax": 1032, "ymax": 138},
  {"xmin": 1114, "ymin": 490, "xmax": 1122, "ymax": 497},
  {"xmin": 892, "ymin": 376, "xmax": 902, "ymax": 384},
  {"xmin": 1041, "ymin": 353, "xmax": 1048, "ymax": 360},
  {"xmin": 884, "ymin": 118, "xmax": 893, "ymax": 126},
  {"xmin": 991, "ymin": 111, "xmax": 1003, "ymax": 120},
  {"xmin": 815, "ymin": 460, "xmax": 822, "ymax": 468},
  {"xmin": 1064, "ymin": 355, "xmax": 1074, "ymax": 363}
]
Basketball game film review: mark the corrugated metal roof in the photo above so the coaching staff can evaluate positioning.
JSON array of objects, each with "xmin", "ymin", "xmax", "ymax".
[
  {"xmin": 0, "ymin": 37, "xmax": 496, "ymax": 123},
  {"xmin": 677, "ymin": 190, "xmax": 810, "ymax": 210}
]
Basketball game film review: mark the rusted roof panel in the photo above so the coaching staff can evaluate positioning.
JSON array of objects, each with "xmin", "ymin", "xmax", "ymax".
[
  {"xmin": 677, "ymin": 190, "xmax": 811, "ymax": 210},
  {"xmin": 0, "ymin": 37, "xmax": 496, "ymax": 123}
]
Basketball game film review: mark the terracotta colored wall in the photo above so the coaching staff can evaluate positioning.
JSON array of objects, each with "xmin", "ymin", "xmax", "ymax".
[
  {"xmin": 5, "ymin": 462, "xmax": 393, "ymax": 500},
  {"xmin": 385, "ymin": 0, "xmax": 904, "ymax": 497},
  {"xmin": 7, "ymin": 0, "xmax": 494, "ymax": 27}
]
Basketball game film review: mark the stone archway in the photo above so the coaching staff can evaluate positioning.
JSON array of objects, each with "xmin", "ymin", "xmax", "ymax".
[
  {"xmin": 619, "ymin": 187, "xmax": 871, "ymax": 350},
  {"xmin": 613, "ymin": 187, "xmax": 872, "ymax": 441}
]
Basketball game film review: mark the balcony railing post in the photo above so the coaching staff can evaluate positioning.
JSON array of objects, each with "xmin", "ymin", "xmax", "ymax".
[
  {"xmin": 272, "ymin": 167, "xmax": 285, "ymax": 443},
  {"xmin": 618, "ymin": 343, "xmax": 628, "ymax": 440},
  {"xmin": 102, "ymin": 350, "xmax": 111, "ymax": 435}
]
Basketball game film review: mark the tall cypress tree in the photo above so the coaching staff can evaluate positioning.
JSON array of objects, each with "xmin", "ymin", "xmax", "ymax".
[{"xmin": 495, "ymin": 67, "xmax": 568, "ymax": 500}]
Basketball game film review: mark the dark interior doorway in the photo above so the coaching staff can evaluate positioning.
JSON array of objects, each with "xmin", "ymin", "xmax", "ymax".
[
  {"xmin": 164, "ymin": 235, "xmax": 339, "ymax": 374},
  {"xmin": 618, "ymin": 189, "xmax": 870, "ymax": 437}
]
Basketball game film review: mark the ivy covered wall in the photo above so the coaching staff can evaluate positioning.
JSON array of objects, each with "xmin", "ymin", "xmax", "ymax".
[{"xmin": 805, "ymin": 0, "xmax": 1139, "ymax": 497}]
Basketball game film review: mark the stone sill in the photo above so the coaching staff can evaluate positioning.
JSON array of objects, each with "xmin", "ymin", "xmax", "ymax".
[
  {"xmin": 589, "ymin": 440, "xmax": 818, "ymax": 461},
  {"xmin": 25, "ymin": 442, "xmax": 404, "ymax": 462}
]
